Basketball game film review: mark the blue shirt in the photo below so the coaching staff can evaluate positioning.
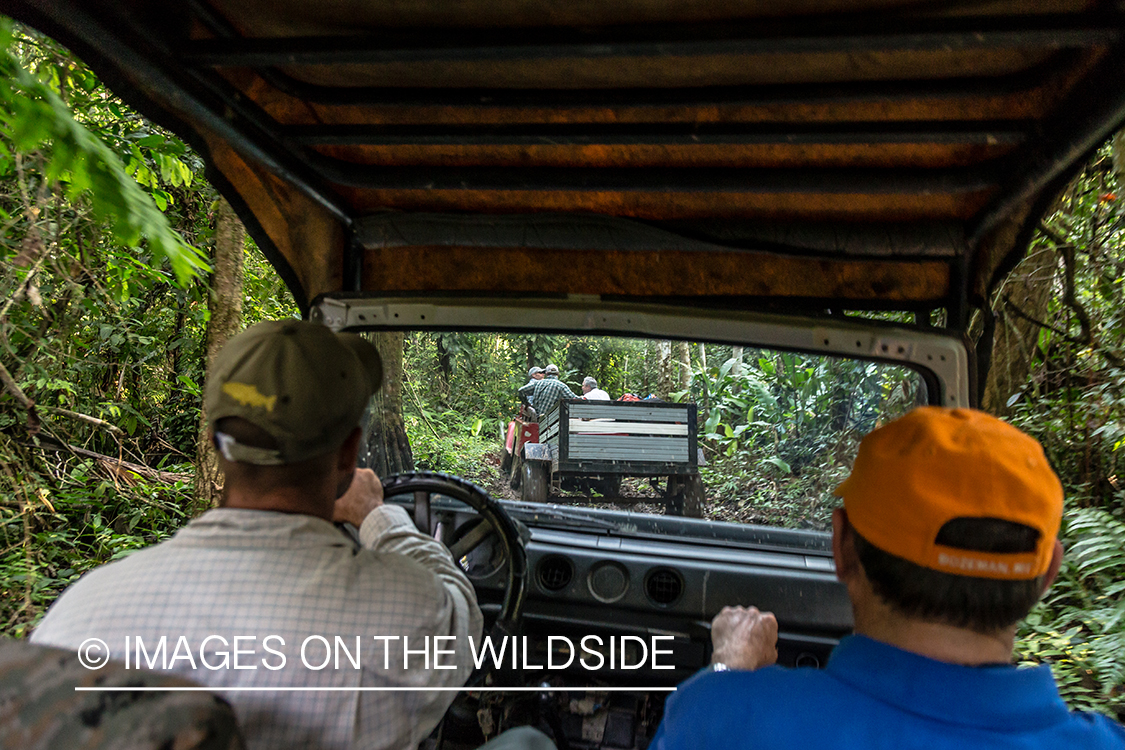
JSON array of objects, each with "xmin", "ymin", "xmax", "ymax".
[{"xmin": 652, "ymin": 635, "xmax": 1125, "ymax": 750}]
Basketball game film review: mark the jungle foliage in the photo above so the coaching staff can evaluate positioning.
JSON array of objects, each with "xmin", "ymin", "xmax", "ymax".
[
  {"xmin": 996, "ymin": 138, "xmax": 1125, "ymax": 719},
  {"xmin": 400, "ymin": 331, "xmax": 923, "ymax": 527},
  {"xmin": 0, "ymin": 24, "xmax": 294, "ymax": 637},
  {"xmin": 0, "ymin": 20, "xmax": 1121, "ymax": 720}
]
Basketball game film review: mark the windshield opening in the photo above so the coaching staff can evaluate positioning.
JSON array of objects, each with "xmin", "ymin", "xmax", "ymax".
[{"xmin": 365, "ymin": 332, "xmax": 928, "ymax": 533}]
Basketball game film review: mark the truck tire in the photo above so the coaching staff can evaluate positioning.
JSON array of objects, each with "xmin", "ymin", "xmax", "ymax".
[
  {"xmin": 521, "ymin": 461, "xmax": 550, "ymax": 504},
  {"xmin": 665, "ymin": 474, "xmax": 704, "ymax": 518},
  {"xmin": 663, "ymin": 476, "xmax": 684, "ymax": 516},
  {"xmin": 509, "ymin": 453, "xmax": 522, "ymax": 490},
  {"xmin": 682, "ymin": 473, "xmax": 704, "ymax": 518}
]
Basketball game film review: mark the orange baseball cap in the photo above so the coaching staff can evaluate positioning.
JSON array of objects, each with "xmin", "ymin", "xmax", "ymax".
[{"xmin": 834, "ymin": 407, "xmax": 1063, "ymax": 580}]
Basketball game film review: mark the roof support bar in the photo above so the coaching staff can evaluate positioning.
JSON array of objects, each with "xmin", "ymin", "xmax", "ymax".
[
  {"xmin": 219, "ymin": 63, "xmax": 1073, "ymax": 108},
  {"xmin": 285, "ymin": 124, "xmax": 1028, "ymax": 147},
  {"xmin": 181, "ymin": 23, "xmax": 1118, "ymax": 68},
  {"xmin": 302, "ymin": 158, "xmax": 995, "ymax": 195}
]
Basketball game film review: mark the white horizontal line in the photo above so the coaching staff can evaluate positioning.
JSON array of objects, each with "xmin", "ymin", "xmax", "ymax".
[
  {"xmin": 568, "ymin": 419, "xmax": 688, "ymax": 435},
  {"xmin": 75, "ymin": 686, "xmax": 676, "ymax": 693}
]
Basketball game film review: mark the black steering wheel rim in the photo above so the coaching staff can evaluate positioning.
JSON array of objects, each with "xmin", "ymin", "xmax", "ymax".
[{"xmin": 380, "ymin": 471, "xmax": 528, "ymax": 639}]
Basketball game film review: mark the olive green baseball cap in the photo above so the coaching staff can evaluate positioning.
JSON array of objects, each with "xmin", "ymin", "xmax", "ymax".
[{"xmin": 204, "ymin": 319, "xmax": 382, "ymax": 465}]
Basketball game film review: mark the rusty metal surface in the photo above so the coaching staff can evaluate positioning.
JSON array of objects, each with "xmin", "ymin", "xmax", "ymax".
[
  {"xmin": 221, "ymin": 53, "xmax": 1086, "ymax": 127},
  {"xmin": 336, "ymin": 185, "xmax": 995, "ymax": 223},
  {"xmin": 6, "ymin": 0, "xmax": 1124, "ymax": 316},
  {"xmin": 204, "ymin": 135, "xmax": 346, "ymax": 308},
  {"xmin": 360, "ymin": 245, "xmax": 950, "ymax": 302},
  {"xmin": 310, "ymin": 141, "xmax": 1019, "ymax": 170}
]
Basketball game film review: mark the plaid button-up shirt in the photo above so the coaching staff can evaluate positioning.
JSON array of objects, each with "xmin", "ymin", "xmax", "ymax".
[
  {"xmin": 31, "ymin": 505, "xmax": 482, "ymax": 750},
  {"xmin": 531, "ymin": 376, "xmax": 579, "ymax": 419},
  {"xmin": 518, "ymin": 378, "xmax": 539, "ymax": 407}
]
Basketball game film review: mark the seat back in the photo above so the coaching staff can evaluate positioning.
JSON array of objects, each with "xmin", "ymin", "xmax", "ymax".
[{"xmin": 0, "ymin": 639, "xmax": 244, "ymax": 750}]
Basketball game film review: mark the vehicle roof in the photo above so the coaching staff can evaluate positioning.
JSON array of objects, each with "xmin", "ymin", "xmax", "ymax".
[{"xmin": 8, "ymin": 1, "xmax": 1125, "ymax": 327}]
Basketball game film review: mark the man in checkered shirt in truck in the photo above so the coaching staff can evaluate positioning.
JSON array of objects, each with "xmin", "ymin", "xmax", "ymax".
[
  {"xmin": 528, "ymin": 364, "xmax": 579, "ymax": 421},
  {"xmin": 31, "ymin": 320, "xmax": 483, "ymax": 750}
]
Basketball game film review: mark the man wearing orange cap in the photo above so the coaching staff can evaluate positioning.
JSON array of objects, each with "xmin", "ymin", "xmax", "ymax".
[{"xmin": 652, "ymin": 407, "xmax": 1125, "ymax": 749}]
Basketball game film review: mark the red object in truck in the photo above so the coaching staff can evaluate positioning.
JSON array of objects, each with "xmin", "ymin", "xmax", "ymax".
[
  {"xmin": 505, "ymin": 420, "xmax": 540, "ymax": 454},
  {"xmin": 519, "ymin": 422, "xmax": 539, "ymax": 449}
]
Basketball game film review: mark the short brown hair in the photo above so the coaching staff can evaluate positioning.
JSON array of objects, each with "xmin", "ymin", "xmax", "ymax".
[{"xmin": 852, "ymin": 518, "xmax": 1047, "ymax": 633}]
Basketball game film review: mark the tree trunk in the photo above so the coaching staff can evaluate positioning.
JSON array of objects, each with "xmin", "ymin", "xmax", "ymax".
[
  {"xmin": 656, "ymin": 341, "xmax": 674, "ymax": 400},
  {"xmin": 361, "ymin": 331, "xmax": 414, "ymax": 477},
  {"xmin": 435, "ymin": 334, "xmax": 452, "ymax": 398},
  {"xmin": 982, "ymin": 245, "xmax": 1057, "ymax": 416},
  {"xmin": 194, "ymin": 197, "xmax": 244, "ymax": 512},
  {"xmin": 731, "ymin": 346, "xmax": 744, "ymax": 377},
  {"xmin": 677, "ymin": 340, "xmax": 691, "ymax": 391},
  {"xmin": 730, "ymin": 344, "xmax": 744, "ymax": 394}
]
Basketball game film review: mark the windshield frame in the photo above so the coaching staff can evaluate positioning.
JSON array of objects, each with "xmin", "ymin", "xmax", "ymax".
[{"xmin": 312, "ymin": 294, "xmax": 969, "ymax": 407}]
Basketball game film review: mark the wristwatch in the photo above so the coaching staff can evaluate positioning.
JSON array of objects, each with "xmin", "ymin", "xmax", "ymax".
[{"xmin": 707, "ymin": 662, "xmax": 730, "ymax": 673}]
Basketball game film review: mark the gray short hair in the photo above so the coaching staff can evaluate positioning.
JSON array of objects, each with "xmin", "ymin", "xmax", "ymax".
[{"xmin": 582, "ymin": 377, "xmax": 597, "ymax": 389}]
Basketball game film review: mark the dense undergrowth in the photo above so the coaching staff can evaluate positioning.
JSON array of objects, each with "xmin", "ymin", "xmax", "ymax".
[
  {"xmin": 1016, "ymin": 507, "xmax": 1125, "ymax": 719},
  {"xmin": 0, "ymin": 24, "xmax": 294, "ymax": 636},
  {"xmin": 0, "ymin": 446, "xmax": 192, "ymax": 638}
]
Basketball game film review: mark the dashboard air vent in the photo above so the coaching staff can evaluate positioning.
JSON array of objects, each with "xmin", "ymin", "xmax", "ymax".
[
  {"xmin": 645, "ymin": 568, "xmax": 683, "ymax": 606},
  {"xmin": 537, "ymin": 555, "xmax": 574, "ymax": 592}
]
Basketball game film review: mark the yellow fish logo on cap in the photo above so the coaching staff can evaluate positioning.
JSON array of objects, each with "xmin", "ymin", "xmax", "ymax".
[{"xmin": 222, "ymin": 382, "xmax": 277, "ymax": 412}]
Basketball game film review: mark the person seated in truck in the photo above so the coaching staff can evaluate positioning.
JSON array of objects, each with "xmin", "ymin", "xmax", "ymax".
[
  {"xmin": 518, "ymin": 366, "xmax": 545, "ymax": 409},
  {"xmin": 30, "ymin": 320, "xmax": 484, "ymax": 750},
  {"xmin": 652, "ymin": 407, "xmax": 1125, "ymax": 750},
  {"xmin": 530, "ymin": 364, "xmax": 579, "ymax": 420},
  {"xmin": 580, "ymin": 377, "xmax": 611, "ymax": 401}
]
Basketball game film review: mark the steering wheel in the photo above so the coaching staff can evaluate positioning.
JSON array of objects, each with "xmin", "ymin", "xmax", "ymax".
[{"xmin": 380, "ymin": 472, "xmax": 528, "ymax": 676}]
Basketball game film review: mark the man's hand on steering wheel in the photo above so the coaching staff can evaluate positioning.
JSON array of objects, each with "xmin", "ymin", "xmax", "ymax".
[
  {"xmin": 338, "ymin": 469, "xmax": 528, "ymax": 661},
  {"xmin": 334, "ymin": 467, "xmax": 385, "ymax": 527},
  {"xmin": 379, "ymin": 472, "xmax": 529, "ymax": 686}
]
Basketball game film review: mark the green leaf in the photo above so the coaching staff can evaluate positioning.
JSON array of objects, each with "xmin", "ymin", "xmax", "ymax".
[
  {"xmin": 0, "ymin": 47, "xmax": 208, "ymax": 285},
  {"xmin": 762, "ymin": 456, "xmax": 791, "ymax": 474},
  {"xmin": 8, "ymin": 95, "xmax": 53, "ymax": 150},
  {"xmin": 137, "ymin": 133, "xmax": 165, "ymax": 148}
]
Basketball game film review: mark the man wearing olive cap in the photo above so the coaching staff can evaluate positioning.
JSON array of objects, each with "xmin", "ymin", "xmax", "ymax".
[
  {"xmin": 652, "ymin": 407, "xmax": 1125, "ymax": 749},
  {"xmin": 32, "ymin": 320, "xmax": 484, "ymax": 750}
]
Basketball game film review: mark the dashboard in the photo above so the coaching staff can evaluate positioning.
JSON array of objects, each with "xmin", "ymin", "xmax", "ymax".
[{"xmin": 391, "ymin": 494, "xmax": 853, "ymax": 750}]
